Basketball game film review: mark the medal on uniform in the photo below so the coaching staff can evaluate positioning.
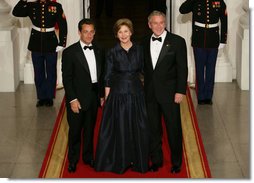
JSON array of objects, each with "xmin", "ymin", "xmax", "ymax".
[
  {"xmin": 48, "ymin": 6, "xmax": 57, "ymax": 13},
  {"xmin": 212, "ymin": 1, "xmax": 220, "ymax": 8}
]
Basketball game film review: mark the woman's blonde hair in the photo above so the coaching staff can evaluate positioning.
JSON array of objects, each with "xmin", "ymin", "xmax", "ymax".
[{"xmin": 113, "ymin": 18, "xmax": 134, "ymax": 37}]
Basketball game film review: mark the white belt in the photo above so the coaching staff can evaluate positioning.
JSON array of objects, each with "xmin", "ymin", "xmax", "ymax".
[
  {"xmin": 32, "ymin": 25, "xmax": 55, "ymax": 32},
  {"xmin": 194, "ymin": 22, "xmax": 218, "ymax": 28}
]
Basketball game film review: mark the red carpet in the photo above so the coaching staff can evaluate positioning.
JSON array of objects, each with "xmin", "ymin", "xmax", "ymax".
[{"xmin": 39, "ymin": 88, "xmax": 211, "ymax": 178}]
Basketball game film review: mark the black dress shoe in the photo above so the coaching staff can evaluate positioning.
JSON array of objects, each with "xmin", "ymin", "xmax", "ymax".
[
  {"xmin": 149, "ymin": 164, "xmax": 161, "ymax": 172},
  {"xmin": 45, "ymin": 99, "xmax": 53, "ymax": 107},
  {"xmin": 198, "ymin": 100, "xmax": 206, "ymax": 105},
  {"xmin": 68, "ymin": 163, "xmax": 77, "ymax": 173},
  {"xmin": 204, "ymin": 99, "xmax": 213, "ymax": 105},
  {"xmin": 84, "ymin": 159, "xmax": 94, "ymax": 168},
  {"xmin": 36, "ymin": 100, "xmax": 45, "ymax": 107},
  {"xmin": 170, "ymin": 165, "xmax": 181, "ymax": 174}
]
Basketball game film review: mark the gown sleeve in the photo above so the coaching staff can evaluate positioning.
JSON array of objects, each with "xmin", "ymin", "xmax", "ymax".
[{"xmin": 104, "ymin": 49, "xmax": 114, "ymax": 87}]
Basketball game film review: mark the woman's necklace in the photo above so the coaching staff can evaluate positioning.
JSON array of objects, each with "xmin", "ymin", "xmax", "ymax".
[{"xmin": 121, "ymin": 42, "xmax": 132, "ymax": 52}]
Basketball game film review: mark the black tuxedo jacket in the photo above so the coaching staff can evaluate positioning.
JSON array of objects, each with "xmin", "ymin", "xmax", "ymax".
[
  {"xmin": 142, "ymin": 31, "xmax": 188, "ymax": 103},
  {"xmin": 62, "ymin": 41, "xmax": 104, "ymax": 110}
]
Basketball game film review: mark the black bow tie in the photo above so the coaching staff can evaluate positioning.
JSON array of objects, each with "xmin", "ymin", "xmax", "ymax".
[
  {"xmin": 152, "ymin": 37, "xmax": 162, "ymax": 42},
  {"xmin": 84, "ymin": 46, "xmax": 93, "ymax": 50}
]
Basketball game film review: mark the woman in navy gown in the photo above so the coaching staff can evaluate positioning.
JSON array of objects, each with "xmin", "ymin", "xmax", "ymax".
[{"xmin": 95, "ymin": 18, "xmax": 149, "ymax": 174}]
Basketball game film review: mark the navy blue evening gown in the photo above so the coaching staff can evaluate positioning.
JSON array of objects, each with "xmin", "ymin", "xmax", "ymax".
[{"xmin": 95, "ymin": 43, "xmax": 149, "ymax": 174}]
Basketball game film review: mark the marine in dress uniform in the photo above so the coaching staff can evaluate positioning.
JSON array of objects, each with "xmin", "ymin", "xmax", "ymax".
[
  {"xmin": 179, "ymin": 0, "xmax": 227, "ymax": 105},
  {"xmin": 12, "ymin": 0, "xmax": 67, "ymax": 107}
]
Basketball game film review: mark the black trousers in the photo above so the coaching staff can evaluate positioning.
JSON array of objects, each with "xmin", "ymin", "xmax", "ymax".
[
  {"xmin": 66, "ymin": 90, "xmax": 98, "ymax": 164},
  {"xmin": 146, "ymin": 100, "xmax": 183, "ymax": 167}
]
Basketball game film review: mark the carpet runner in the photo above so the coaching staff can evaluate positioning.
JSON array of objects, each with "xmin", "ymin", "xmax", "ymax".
[{"xmin": 39, "ymin": 88, "xmax": 211, "ymax": 178}]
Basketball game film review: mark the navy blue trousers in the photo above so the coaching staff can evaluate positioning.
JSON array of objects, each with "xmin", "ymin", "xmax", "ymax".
[
  {"xmin": 193, "ymin": 48, "xmax": 218, "ymax": 101},
  {"xmin": 31, "ymin": 52, "xmax": 57, "ymax": 100}
]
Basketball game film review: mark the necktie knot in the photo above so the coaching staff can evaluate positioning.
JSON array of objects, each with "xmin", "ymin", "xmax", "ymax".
[
  {"xmin": 152, "ymin": 37, "xmax": 162, "ymax": 42},
  {"xmin": 84, "ymin": 46, "xmax": 93, "ymax": 50}
]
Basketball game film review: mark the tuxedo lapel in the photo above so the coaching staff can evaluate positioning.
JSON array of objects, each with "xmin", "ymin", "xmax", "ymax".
[
  {"xmin": 93, "ymin": 45, "xmax": 102, "ymax": 79},
  {"xmin": 145, "ymin": 37, "xmax": 154, "ymax": 70},
  {"xmin": 155, "ymin": 32, "xmax": 172, "ymax": 68},
  {"xmin": 75, "ymin": 42, "xmax": 90, "ymax": 74}
]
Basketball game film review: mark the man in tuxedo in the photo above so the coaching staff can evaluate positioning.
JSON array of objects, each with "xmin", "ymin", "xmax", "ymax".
[
  {"xmin": 142, "ymin": 11, "xmax": 188, "ymax": 174},
  {"xmin": 62, "ymin": 18, "xmax": 105, "ymax": 173}
]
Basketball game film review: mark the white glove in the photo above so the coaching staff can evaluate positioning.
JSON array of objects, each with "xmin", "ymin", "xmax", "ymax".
[
  {"xmin": 56, "ymin": 46, "xmax": 64, "ymax": 52},
  {"xmin": 218, "ymin": 43, "xmax": 226, "ymax": 49}
]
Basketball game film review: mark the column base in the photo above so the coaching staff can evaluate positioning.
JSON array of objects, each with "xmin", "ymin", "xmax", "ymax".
[
  {"xmin": 215, "ymin": 56, "xmax": 233, "ymax": 82},
  {"xmin": 0, "ymin": 26, "xmax": 20, "ymax": 92},
  {"xmin": 24, "ymin": 62, "xmax": 34, "ymax": 84}
]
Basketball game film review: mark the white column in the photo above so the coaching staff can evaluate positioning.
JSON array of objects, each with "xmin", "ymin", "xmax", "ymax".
[
  {"xmin": 236, "ymin": 0, "xmax": 249, "ymax": 90},
  {"xmin": 7, "ymin": 0, "xmax": 34, "ymax": 84},
  {"xmin": 55, "ymin": 0, "xmax": 83, "ymax": 89},
  {"xmin": 84, "ymin": 0, "xmax": 90, "ymax": 18},
  {"xmin": 173, "ymin": 0, "xmax": 196, "ymax": 85},
  {"xmin": 214, "ymin": 0, "xmax": 232, "ymax": 82},
  {"xmin": 214, "ymin": 46, "xmax": 233, "ymax": 82},
  {"xmin": 20, "ymin": 20, "xmax": 34, "ymax": 84},
  {"xmin": 0, "ymin": 0, "xmax": 19, "ymax": 92}
]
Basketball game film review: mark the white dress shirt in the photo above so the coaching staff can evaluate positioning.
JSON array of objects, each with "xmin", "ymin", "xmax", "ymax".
[
  {"xmin": 150, "ymin": 30, "xmax": 167, "ymax": 69},
  {"xmin": 80, "ymin": 41, "xmax": 97, "ymax": 83}
]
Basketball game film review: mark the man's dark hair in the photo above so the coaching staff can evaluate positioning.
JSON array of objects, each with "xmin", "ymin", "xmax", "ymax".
[{"xmin": 78, "ymin": 18, "xmax": 96, "ymax": 31}]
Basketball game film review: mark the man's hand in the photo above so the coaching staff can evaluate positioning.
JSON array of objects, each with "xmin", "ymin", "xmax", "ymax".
[
  {"xmin": 56, "ymin": 46, "xmax": 64, "ymax": 52},
  {"xmin": 70, "ymin": 100, "xmax": 82, "ymax": 113},
  {"xmin": 174, "ymin": 93, "xmax": 184, "ymax": 104},
  {"xmin": 26, "ymin": 0, "xmax": 37, "ymax": 2}
]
